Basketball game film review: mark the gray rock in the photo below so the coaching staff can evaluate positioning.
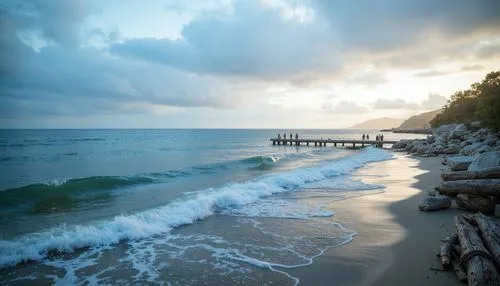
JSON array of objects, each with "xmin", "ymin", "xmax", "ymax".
[
  {"xmin": 448, "ymin": 124, "xmax": 467, "ymax": 140},
  {"xmin": 470, "ymin": 121, "xmax": 482, "ymax": 131},
  {"xmin": 433, "ymin": 145, "xmax": 445, "ymax": 154},
  {"xmin": 461, "ymin": 142, "xmax": 484, "ymax": 156},
  {"xmin": 468, "ymin": 151, "xmax": 500, "ymax": 172},
  {"xmin": 391, "ymin": 139, "xmax": 412, "ymax": 149},
  {"xmin": 447, "ymin": 155, "xmax": 476, "ymax": 171},
  {"xmin": 419, "ymin": 195, "xmax": 452, "ymax": 212},
  {"xmin": 426, "ymin": 135, "xmax": 436, "ymax": 144},
  {"xmin": 436, "ymin": 124, "xmax": 456, "ymax": 136},
  {"xmin": 496, "ymin": 140, "xmax": 500, "ymax": 147},
  {"xmin": 495, "ymin": 205, "xmax": 500, "ymax": 218},
  {"xmin": 471, "ymin": 145, "xmax": 492, "ymax": 156},
  {"xmin": 485, "ymin": 138, "xmax": 498, "ymax": 147},
  {"xmin": 443, "ymin": 144, "xmax": 460, "ymax": 154}
]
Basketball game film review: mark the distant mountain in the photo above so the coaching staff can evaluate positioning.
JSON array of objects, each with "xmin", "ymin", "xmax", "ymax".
[
  {"xmin": 350, "ymin": 117, "xmax": 405, "ymax": 129},
  {"xmin": 397, "ymin": 109, "xmax": 442, "ymax": 129}
]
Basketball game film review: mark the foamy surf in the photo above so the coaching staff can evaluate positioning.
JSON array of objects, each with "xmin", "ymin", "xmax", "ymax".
[{"xmin": 0, "ymin": 147, "xmax": 392, "ymax": 269}]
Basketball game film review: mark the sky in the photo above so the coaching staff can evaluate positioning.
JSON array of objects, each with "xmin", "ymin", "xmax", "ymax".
[{"xmin": 1, "ymin": 0, "xmax": 500, "ymax": 128}]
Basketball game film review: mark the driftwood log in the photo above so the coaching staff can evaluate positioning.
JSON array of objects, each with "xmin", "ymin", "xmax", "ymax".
[
  {"xmin": 441, "ymin": 169, "xmax": 500, "ymax": 181},
  {"xmin": 455, "ymin": 216, "xmax": 499, "ymax": 286},
  {"xmin": 455, "ymin": 194, "xmax": 495, "ymax": 214},
  {"xmin": 451, "ymin": 251, "xmax": 468, "ymax": 283},
  {"xmin": 441, "ymin": 233, "xmax": 459, "ymax": 270},
  {"xmin": 474, "ymin": 213, "xmax": 500, "ymax": 268},
  {"xmin": 436, "ymin": 179, "xmax": 500, "ymax": 196}
]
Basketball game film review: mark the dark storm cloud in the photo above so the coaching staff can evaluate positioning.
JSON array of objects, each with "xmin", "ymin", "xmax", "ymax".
[
  {"xmin": 111, "ymin": 0, "xmax": 500, "ymax": 77},
  {"xmin": 0, "ymin": 1, "xmax": 242, "ymax": 119},
  {"xmin": 313, "ymin": 0, "xmax": 500, "ymax": 52}
]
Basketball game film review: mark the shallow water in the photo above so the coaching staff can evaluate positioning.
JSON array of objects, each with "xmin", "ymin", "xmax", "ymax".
[{"xmin": 0, "ymin": 129, "xmax": 425, "ymax": 284}]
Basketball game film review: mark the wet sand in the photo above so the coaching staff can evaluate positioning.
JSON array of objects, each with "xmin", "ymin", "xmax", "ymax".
[{"xmin": 288, "ymin": 153, "xmax": 461, "ymax": 285}]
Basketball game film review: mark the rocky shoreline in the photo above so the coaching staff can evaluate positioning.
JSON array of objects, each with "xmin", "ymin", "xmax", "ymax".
[
  {"xmin": 391, "ymin": 122, "xmax": 500, "ymax": 285},
  {"xmin": 391, "ymin": 122, "xmax": 500, "ymax": 158}
]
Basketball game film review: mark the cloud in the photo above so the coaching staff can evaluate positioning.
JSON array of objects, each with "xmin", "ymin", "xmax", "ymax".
[
  {"xmin": 475, "ymin": 39, "xmax": 500, "ymax": 58},
  {"xmin": 347, "ymin": 69, "xmax": 387, "ymax": 87},
  {"xmin": 413, "ymin": 70, "xmax": 451, "ymax": 78},
  {"xmin": 109, "ymin": 0, "xmax": 500, "ymax": 83},
  {"xmin": 312, "ymin": 0, "xmax": 500, "ymax": 52},
  {"xmin": 372, "ymin": 99, "xmax": 420, "ymax": 110},
  {"xmin": 461, "ymin": 64, "xmax": 484, "ymax": 71},
  {"xmin": 421, "ymin": 93, "xmax": 447, "ymax": 109},
  {"xmin": 110, "ymin": 1, "xmax": 342, "ymax": 79},
  {"xmin": 371, "ymin": 94, "xmax": 446, "ymax": 111},
  {"xmin": 323, "ymin": 101, "xmax": 369, "ymax": 114},
  {"xmin": 1, "ymin": 0, "xmax": 499, "ymax": 124}
]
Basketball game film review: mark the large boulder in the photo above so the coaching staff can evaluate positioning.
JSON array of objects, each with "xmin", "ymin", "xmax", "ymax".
[
  {"xmin": 447, "ymin": 156, "xmax": 476, "ymax": 171},
  {"xmin": 471, "ymin": 145, "xmax": 492, "ymax": 156},
  {"xmin": 419, "ymin": 195, "xmax": 452, "ymax": 212},
  {"xmin": 448, "ymin": 124, "xmax": 468, "ymax": 140},
  {"xmin": 391, "ymin": 139, "xmax": 412, "ymax": 149},
  {"xmin": 484, "ymin": 137, "xmax": 498, "ymax": 147},
  {"xmin": 443, "ymin": 144, "xmax": 460, "ymax": 154},
  {"xmin": 468, "ymin": 151, "xmax": 500, "ymax": 172},
  {"xmin": 432, "ymin": 145, "xmax": 445, "ymax": 154},
  {"xmin": 461, "ymin": 142, "xmax": 484, "ymax": 156},
  {"xmin": 426, "ymin": 135, "xmax": 436, "ymax": 144},
  {"xmin": 436, "ymin": 124, "xmax": 456, "ymax": 136}
]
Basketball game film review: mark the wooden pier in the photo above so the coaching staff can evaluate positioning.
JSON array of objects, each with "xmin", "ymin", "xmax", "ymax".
[{"xmin": 270, "ymin": 138, "xmax": 397, "ymax": 148}]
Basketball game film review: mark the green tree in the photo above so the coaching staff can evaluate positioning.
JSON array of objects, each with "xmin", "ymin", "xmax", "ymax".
[
  {"xmin": 475, "ymin": 71, "xmax": 500, "ymax": 131},
  {"xmin": 430, "ymin": 89, "xmax": 478, "ymax": 127}
]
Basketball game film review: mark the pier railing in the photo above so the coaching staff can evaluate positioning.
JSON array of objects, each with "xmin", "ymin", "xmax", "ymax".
[{"xmin": 270, "ymin": 138, "xmax": 397, "ymax": 148}]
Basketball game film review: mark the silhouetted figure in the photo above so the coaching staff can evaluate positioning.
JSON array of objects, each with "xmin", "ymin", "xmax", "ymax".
[
  {"xmin": 283, "ymin": 133, "xmax": 286, "ymax": 139},
  {"xmin": 278, "ymin": 133, "xmax": 281, "ymax": 140},
  {"xmin": 290, "ymin": 133, "xmax": 293, "ymax": 139},
  {"xmin": 295, "ymin": 133, "xmax": 299, "ymax": 139},
  {"xmin": 362, "ymin": 134, "xmax": 366, "ymax": 140},
  {"xmin": 367, "ymin": 134, "xmax": 370, "ymax": 140},
  {"xmin": 381, "ymin": 134, "xmax": 384, "ymax": 141},
  {"xmin": 376, "ymin": 135, "xmax": 379, "ymax": 141}
]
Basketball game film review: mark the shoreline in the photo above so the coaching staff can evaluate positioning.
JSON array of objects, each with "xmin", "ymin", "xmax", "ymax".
[{"xmin": 288, "ymin": 153, "xmax": 461, "ymax": 285}]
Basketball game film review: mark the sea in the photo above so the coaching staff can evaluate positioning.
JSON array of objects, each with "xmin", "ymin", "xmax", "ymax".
[{"xmin": 0, "ymin": 129, "xmax": 425, "ymax": 285}]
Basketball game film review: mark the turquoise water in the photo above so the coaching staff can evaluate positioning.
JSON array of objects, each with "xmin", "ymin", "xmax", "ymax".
[{"xmin": 0, "ymin": 129, "xmax": 423, "ymax": 284}]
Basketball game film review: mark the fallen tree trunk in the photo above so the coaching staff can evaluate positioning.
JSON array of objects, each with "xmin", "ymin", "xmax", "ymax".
[
  {"xmin": 474, "ymin": 213, "xmax": 500, "ymax": 268},
  {"xmin": 455, "ymin": 194, "xmax": 495, "ymax": 214},
  {"xmin": 441, "ymin": 233, "xmax": 458, "ymax": 270},
  {"xmin": 451, "ymin": 250, "xmax": 468, "ymax": 283},
  {"xmin": 455, "ymin": 216, "xmax": 499, "ymax": 286},
  {"xmin": 436, "ymin": 179, "xmax": 500, "ymax": 197},
  {"xmin": 451, "ymin": 241, "xmax": 468, "ymax": 283},
  {"xmin": 441, "ymin": 169, "xmax": 500, "ymax": 181}
]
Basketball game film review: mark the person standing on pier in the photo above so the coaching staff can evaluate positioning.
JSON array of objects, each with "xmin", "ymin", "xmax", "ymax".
[
  {"xmin": 367, "ymin": 134, "xmax": 370, "ymax": 140},
  {"xmin": 278, "ymin": 133, "xmax": 281, "ymax": 140},
  {"xmin": 362, "ymin": 134, "xmax": 365, "ymax": 140},
  {"xmin": 295, "ymin": 133, "xmax": 298, "ymax": 140},
  {"xmin": 376, "ymin": 135, "xmax": 379, "ymax": 141},
  {"xmin": 290, "ymin": 133, "xmax": 293, "ymax": 140},
  {"xmin": 381, "ymin": 134, "xmax": 384, "ymax": 141}
]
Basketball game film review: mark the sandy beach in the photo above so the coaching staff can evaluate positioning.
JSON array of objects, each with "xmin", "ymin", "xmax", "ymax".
[{"xmin": 288, "ymin": 153, "xmax": 462, "ymax": 285}]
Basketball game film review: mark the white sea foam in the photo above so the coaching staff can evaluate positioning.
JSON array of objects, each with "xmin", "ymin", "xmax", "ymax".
[{"xmin": 0, "ymin": 147, "xmax": 392, "ymax": 268}]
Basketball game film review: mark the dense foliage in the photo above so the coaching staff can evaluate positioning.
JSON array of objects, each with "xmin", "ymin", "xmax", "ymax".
[{"xmin": 430, "ymin": 71, "xmax": 500, "ymax": 131}]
